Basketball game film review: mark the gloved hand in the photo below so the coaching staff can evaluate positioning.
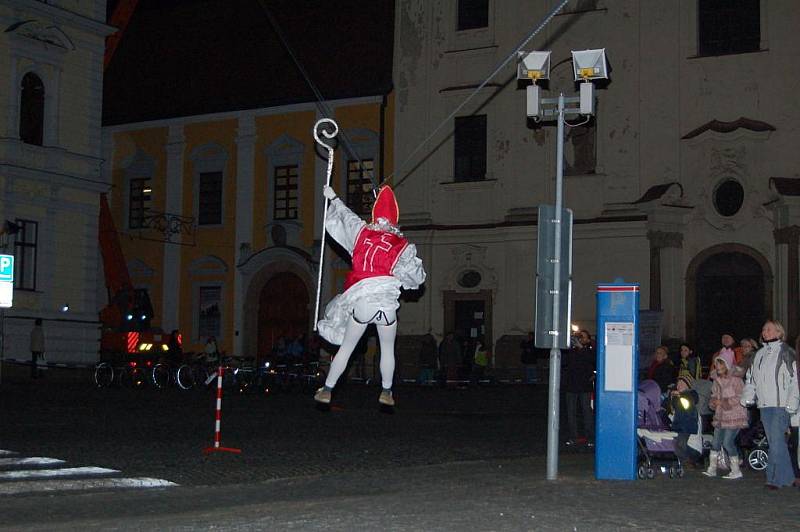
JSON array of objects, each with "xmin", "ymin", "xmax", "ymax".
[{"xmin": 323, "ymin": 185, "xmax": 337, "ymax": 200}]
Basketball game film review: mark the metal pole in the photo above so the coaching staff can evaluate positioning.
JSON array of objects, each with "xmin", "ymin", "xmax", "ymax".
[{"xmin": 546, "ymin": 93, "xmax": 566, "ymax": 480}]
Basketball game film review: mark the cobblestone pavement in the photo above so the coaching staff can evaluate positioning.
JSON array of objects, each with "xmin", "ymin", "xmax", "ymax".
[
  {"xmin": 2, "ymin": 367, "xmax": 799, "ymax": 530},
  {"xmin": 0, "ymin": 368, "xmax": 550, "ymax": 486}
]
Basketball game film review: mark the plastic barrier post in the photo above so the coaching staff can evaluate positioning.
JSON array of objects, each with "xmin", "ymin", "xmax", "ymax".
[{"xmin": 203, "ymin": 365, "xmax": 241, "ymax": 455}]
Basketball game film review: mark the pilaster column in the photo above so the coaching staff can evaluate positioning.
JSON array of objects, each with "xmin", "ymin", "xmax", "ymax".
[
  {"xmin": 774, "ymin": 225, "xmax": 800, "ymax": 339},
  {"xmin": 234, "ymin": 115, "xmax": 256, "ymax": 356},
  {"xmin": 647, "ymin": 230, "xmax": 684, "ymax": 337},
  {"xmin": 162, "ymin": 125, "xmax": 184, "ymax": 332}
]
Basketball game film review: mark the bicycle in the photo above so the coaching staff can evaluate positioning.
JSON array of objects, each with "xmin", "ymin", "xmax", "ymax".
[{"xmin": 93, "ymin": 362, "xmax": 114, "ymax": 388}]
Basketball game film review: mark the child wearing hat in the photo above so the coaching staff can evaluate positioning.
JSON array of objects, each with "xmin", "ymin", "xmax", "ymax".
[
  {"xmin": 670, "ymin": 374, "xmax": 703, "ymax": 468},
  {"xmin": 704, "ymin": 349, "xmax": 748, "ymax": 479}
]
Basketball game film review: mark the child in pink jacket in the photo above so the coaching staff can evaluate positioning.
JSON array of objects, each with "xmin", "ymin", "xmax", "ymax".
[{"xmin": 704, "ymin": 349, "xmax": 748, "ymax": 479}]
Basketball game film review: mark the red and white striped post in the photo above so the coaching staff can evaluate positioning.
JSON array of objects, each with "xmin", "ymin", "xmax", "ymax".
[{"xmin": 203, "ymin": 365, "xmax": 241, "ymax": 455}]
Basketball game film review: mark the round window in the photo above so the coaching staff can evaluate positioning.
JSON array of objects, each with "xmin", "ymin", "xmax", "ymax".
[
  {"xmin": 457, "ymin": 270, "xmax": 482, "ymax": 288},
  {"xmin": 713, "ymin": 179, "xmax": 744, "ymax": 217}
]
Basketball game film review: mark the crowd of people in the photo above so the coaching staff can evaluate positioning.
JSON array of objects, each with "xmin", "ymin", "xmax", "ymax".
[
  {"xmin": 414, "ymin": 332, "xmax": 495, "ymax": 387},
  {"xmin": 644, "ymin": 320, "xmax": 800, "ymax": 489}
]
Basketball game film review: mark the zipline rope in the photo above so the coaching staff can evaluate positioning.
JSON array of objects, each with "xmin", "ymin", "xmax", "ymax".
[{"xmin": 387, "ymin": 0, "xmax": 571, "ymax": 190}]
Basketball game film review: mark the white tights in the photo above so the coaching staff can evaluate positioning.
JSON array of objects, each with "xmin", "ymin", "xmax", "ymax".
[{"xmin": 325, "ymin": 302, "xmax": 397, "ymax": 390}]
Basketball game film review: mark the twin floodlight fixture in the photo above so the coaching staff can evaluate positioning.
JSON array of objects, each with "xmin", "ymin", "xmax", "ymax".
[{"xmin": 517, "ymin": 49, "xmax": 608, "ymax": 118}]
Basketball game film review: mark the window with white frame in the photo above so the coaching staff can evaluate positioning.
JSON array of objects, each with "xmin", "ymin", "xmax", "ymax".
[
  {"xmin": 129, "ymin": 177, "xmax": 152, "ymax": 229},
  {"xmin": 347, "ymin": 159, "xmax": 375, "ymax": 216},
  {"xmin": 191, "ymin": 144, "xmax": 227, "ymax": 227},
  {"xmin": 198, "ymin": 171, "xmax": 223, "ymax": 225},
  {"xmin": 14, "ymin": 219, "xmax": 38, "ymax": 291},
  {"xmin": 273, "ymin": 165, "xmax": 299, "ymax": 220},
  {"xmin": 19, "ymin": 72, "xmax": 45, "ymax": 146},
  {"xmin": 198, "ymin": 286, "xmax": 221, "ymax": 339}
]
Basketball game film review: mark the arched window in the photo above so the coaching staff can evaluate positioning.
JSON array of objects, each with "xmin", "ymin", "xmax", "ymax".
[{"xmin": 19, "ymin": 72, "xmax": 45, "ymax": 146}]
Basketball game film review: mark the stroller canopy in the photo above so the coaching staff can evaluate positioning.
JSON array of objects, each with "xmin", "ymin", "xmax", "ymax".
[{"xmin": 638, "ymin": 379, "xmax": 666, "ymax": 430}]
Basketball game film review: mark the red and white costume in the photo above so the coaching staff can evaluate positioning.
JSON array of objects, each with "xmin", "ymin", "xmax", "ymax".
[{"xmin": 317, "ymin": 186, "xmax": 425, "ymax": 390}]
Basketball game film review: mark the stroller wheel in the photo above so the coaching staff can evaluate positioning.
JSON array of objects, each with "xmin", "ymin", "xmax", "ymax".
[
  {"xmin": 668, "ymin": 466, "xmax": 676, "ymax": 479},
  {"xmin": 677, "ymin": 465, "xmax": 685, "ymax": 478},
  {"xmin": 637, "ymin": 464, "xmax": 647, "ymax": 480},
  {"xmin": 748, "ymin": 448, "xmax": 768, "ymax": 471},
  {"xmin": 646, "ymin": 467, "xmax": 656, "ymax": 479}
]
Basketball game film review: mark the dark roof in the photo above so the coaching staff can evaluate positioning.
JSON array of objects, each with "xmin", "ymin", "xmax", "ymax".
[
  {"xmin": 681, "ymin": 117, "xmax": 776, "ymax": 140},
  {"xmin": 770, "ymin": 178, "xmax": 800, "ymax": 196},
  {"xmin": 102, "ymin": 0, "xmax": 394, "ymax": 126}
]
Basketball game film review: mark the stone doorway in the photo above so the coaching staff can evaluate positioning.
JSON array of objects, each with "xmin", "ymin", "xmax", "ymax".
[
  {"xmin": 686, "ymin": 245, "xmax": 771, "ymax": 363},
  {"xmin": 257, "ymin": 272, "xmax": 309, "ymax": 359},
  {"xmin": 443, "ymin": 290, "xmax": 492, "ymax": 375}
]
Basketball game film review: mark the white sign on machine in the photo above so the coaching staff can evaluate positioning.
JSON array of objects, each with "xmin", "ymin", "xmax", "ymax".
[{"xmin": 604, "ymin": 321, "xmax": 634, "ymax": 392}]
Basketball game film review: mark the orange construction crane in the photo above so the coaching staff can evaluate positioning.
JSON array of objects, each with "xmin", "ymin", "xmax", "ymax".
[{"xmin": 104, "ymin": 0, "xmax": 140, "ymax": 70}]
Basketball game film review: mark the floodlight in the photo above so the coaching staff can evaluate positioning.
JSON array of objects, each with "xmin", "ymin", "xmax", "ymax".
[
  {"xmin": 61, "ymin": 303, "xmax": 69, "ymax": 312},
  {"xmin": 571, "ymin": 48, "xmax": 608, "ymax": 81},
  {"xmin": 517, "ymin": 50, "xmax": 551, "ymax": 81}
]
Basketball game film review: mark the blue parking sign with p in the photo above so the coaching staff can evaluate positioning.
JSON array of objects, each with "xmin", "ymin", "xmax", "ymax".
[{"xmin": 0, "ymin": 254, "xmax": 14, "ymax": 283}]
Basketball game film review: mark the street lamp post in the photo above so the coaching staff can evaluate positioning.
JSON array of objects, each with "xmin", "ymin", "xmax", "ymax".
[{"xmin": 519, "ymin": 48, "xmax": 609, "ymax": 480}]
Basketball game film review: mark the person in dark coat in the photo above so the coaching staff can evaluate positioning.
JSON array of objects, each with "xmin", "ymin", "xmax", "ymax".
[
  {"xmin": 29, "ymin": 318, "xmax": 45, "ymax": 379},
  {"xmin": 438, "ymin": 332, "xmax": 462, "ymax": 386},
  {"xmin": 647, "ymin": 345, "xmax": 676, "ymax": 392},
  {"xmin": 562, "ymin": 329, "xmax": 595, "ymax": 445},
  {"xmin": 417, "ymin": 333, "xmax": 437, "ymax": 384},
  {"xmin": 520, "ymin": 332, "xmax": 537, "ymax": 384}
]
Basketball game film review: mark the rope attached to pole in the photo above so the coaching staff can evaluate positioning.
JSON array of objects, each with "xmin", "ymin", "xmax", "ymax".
[
  {"xmin": 388, "ymin": 0, "xmax": 571, "ymax": 190},
  {"xmin": 312, "ymin": 118, "xmax": 339, "ymax": 331}
]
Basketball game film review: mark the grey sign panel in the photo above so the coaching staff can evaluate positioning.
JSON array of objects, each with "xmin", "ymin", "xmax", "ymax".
[{"xmin": 534, "ymin": 204, "xmax": 573, "ymax": 349}]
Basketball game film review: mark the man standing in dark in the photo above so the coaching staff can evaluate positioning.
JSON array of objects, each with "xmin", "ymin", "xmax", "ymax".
[
  {"xmin": 438, "ymin": 332, "xmax": 461, "ymax": 386},
  {"xmin": 563, "ymin": 329, "xmax": 595, "ymax": 446},
  {"xmin": 520, "ymin": 331, "xmax": 537, "ymax": 384},
  {"xmin": 417, "ymin": 333, "xmax": 437, "ymax": 384},
  {"xmin": 29, "ymin": 318, "xmax": 45, "ymax": 379}
]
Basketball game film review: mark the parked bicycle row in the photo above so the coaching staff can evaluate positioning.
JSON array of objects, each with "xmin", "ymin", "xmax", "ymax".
[{"xmin": 92, "ymin": 353, "xmax": 326, "ymax": 395}]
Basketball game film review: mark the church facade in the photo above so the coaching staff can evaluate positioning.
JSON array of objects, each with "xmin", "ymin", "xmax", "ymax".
[{"xmin": 392, "ymin": 0, "xmax": 800, "ymax": 366}]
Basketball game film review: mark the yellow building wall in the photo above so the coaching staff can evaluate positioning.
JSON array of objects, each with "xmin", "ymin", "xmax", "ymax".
[
  {"xmin": 253, "ymin": 111, "xmax": 316, "ymax": 251},
  {"xmin": 106, "ymin": 91, "xmax": 395, "ymax": 357},
  {"xmin": 110, "ymin": 128, "xmax": 168, "ymax": 323},
  {"xmin": 333, "ymin": 95, "xmax": 395, "ymax": 184},
  {"xmin": 180, "ymin": 120, "xmax": 238, "ymax": 353}
]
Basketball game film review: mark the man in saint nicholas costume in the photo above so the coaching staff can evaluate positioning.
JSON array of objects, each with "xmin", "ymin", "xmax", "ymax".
[{"xmin": 314, "ymin": 184, "xmax": 426, "ymax": 406}]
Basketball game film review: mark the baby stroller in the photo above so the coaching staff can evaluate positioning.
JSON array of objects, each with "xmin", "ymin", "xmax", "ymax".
[
  {"xmin": 737, "ymin": 417, "xmax": 769, "ymax": 471},
  {"xmin": 636, "ymin": 379, "xmax": 684, "ymax": 479}
]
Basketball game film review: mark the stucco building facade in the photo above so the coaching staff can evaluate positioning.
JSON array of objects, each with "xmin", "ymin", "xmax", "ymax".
[
  {"xmin": 0, "ymin": 0, "xmax": 112, "ymax": 365},
  {"xmin": 392, "ymin": 0, "xmax": 800, "ymax": 367}
]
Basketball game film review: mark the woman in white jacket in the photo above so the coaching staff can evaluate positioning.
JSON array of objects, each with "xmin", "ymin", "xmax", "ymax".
[{"xmin": 741, "ymin": 320, "xmax": 799, "ymax": 489}]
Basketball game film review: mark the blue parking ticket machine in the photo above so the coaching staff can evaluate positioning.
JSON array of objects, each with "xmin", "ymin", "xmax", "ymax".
[{"xmin": 595, "ymin": 282, "xmax": 639, "ymax": 480}]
